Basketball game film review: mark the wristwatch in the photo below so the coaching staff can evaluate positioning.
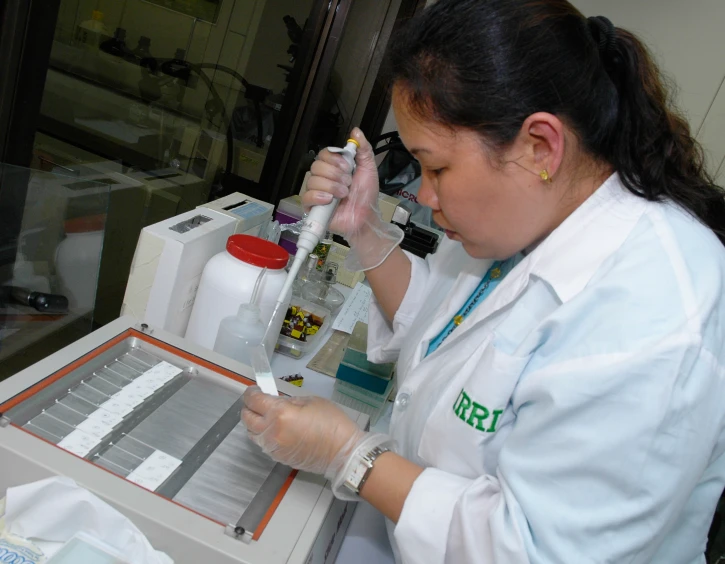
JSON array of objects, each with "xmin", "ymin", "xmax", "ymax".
[{"xmin": 343, "ymin": 445, "xmax": 391, "ymax": 495}]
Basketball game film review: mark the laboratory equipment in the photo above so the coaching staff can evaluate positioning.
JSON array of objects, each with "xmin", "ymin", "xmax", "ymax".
[
  {"xmin": 274, "ymin": 195, "xmax": 305, "ymax": 255},
  {"xmin": 0, "ymin": 164, "xmax": 112, "ymax": 381},
  {"xmin": 121, "ymin": 209, "xmax": 239, "ymax": 337},
  {"xmin": 275, "ymin": 195, "xmax": 305, "ymax": 225},
  {"xmin": 292, "ymin": 254, "xmax": 321, "ymax": 298},
  {"xmin": 185, "ymin": 235, "xmax": 288, "ymax": 351},
  {"xmin": 276, "ymin": 300, "xmax": 332, "ymax": 359},
  {"xmin": 214, "ymin": 266, "xmax": 267, "ymax": 366},
  {"xmin": 335, "ymin": 322, "xmax": 395, "ymax": 394},
  {"xmin": 298, "ymin": 172, "xmax": 401, "ymax": 225},
  {"xmin": 198, "ymin": 193, "xmax": 274, "ymax": 238},
  {"xmin": 332, "ymin": 379, "xmax": 394, "ymax": 426},
  {"xmin": 326, "ymin": 242, "xmax": 366, "ymax": 288},
  {"xmin": 392, "ymin": 204, "xmax": 442, "ymax": 258},
  {"xmin": 330, "ymin": 321, "xmax": 395, "ymax": 425},
  {"xmin": 0, "ymin": 316, "xmax": 368, "ymax": 564},
  {"xmin": 1, "ymin": 286, "xmax": 69, "ymax": 314},
  {"xmin": 264, "ymin": 140, "xmax": 358, "ymax": 360},
  {"xmin": 122, "ymin": 168, "xmax": 209, "ymax": 222},
  {"xmin": 214, "ymin": 304, "xmax": 265, "ymax": 365},
  {"xmin": 31, "ymin": 159, "xmax": 210, "ymax": 325},
  {"xmin": 312, "ymin": 235, "xmax": 334, "ymax": 271},
  {"xmin": 301, "ymin": 265, "xmax": 346, "ymax": 315},
  {"xmin": 295, "ymin": 140, "xmax": 357, "ymax": 258},
  {"xmin": 25, "ymin": 164, "xmax": 143, "ymax": 306}
]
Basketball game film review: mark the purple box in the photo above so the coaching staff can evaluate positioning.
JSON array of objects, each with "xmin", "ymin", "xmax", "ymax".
[
  {"xmin": 274, "ymin": 209, "xmax": 301, "ymax": 225},
  {"xmin": 279, "ymin": 235, "xmax": 298, "ymax": 255}
]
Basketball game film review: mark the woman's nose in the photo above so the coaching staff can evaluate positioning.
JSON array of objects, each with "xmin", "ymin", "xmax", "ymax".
[{"xmin": 417, "ymin": 176, "xmax": 440, "ymax": 210}]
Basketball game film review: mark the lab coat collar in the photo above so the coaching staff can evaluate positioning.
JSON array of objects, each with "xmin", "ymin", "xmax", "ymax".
[
  {"xmin": 527, "ymin": 172, "xmax": 647, "ymax": 303},
  {"xmin": 417, "ymin": 173, "xmax": 646, "ymax": 364}
]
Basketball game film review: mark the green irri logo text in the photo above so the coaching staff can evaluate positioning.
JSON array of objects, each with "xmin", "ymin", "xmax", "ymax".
[{"xmin": 453, "ymin": 388, "xmax": 503, "ymax": 433}]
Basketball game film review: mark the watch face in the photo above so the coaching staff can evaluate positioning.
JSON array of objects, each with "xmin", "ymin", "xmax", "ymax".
[
  {"xmin": 345, "ymin": 447, "xmax": 390, "ymax": 493},
  {"xmin": 346, "ymin": 460, "xmax": 369, "ymax": 492}
]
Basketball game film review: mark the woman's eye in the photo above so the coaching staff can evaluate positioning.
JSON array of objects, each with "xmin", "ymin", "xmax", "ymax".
[{"xmin": 429, "ymin": 168, "xmax": 444, "ymax": 176}]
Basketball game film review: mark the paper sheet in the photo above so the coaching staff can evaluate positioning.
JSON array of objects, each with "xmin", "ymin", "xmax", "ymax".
[
  {"xmin": 75, "ymin": 418, "xmax": 116, "ymax": 440},
  {"xmin": 127, "ymin": 362, "xmax": 181, "ymax": 393},
  {"xmin": 112, "ymin": 388, "xmax": 149, "ymax": 408},
  {"xmin": 331, "ymin": 283, "xmax": 372, "ymax": 334},
  {"xmin": 98, "ymin": 398, "xmax": 135, "ymax": 418},
  {"xmin": 126, "ymin": 450, "xmax": 182, "ymax": 492},
  {"xmin": 57, "ymin": 430, "xmax": 102, "ymax": 458}
]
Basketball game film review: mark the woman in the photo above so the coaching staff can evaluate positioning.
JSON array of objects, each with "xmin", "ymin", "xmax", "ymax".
[{"xmin": 242, "ymin": 1, "xmax": 725, "ymax": 562}]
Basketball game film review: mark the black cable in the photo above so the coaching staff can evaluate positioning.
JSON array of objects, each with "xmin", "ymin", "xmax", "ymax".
[
  {"xmin": 184, "ymin": 63, "xmax": 234, "ymax": 178},
  {"xmin": 189, "ymin": 63, "xmax": 234, "ymax": 176},
  {"xmin": 197, "ymin": 63, "xmax": 248, "ymax": 91},
  {"xmin": 149, "ymin": 60, "xmax": 264, "ymax": 181},
  {"xmin": 199, "ymin": 64, "xmax": 269, "ymax": 149}
]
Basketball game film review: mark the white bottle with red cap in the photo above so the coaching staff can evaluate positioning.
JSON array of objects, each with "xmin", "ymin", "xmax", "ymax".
[{"xmin": 184, "ymin": 235, "xmax": 289, "ymax": 351}]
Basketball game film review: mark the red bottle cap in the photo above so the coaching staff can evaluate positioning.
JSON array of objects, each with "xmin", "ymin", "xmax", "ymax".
[
  {"xmin": 64, "ymin": 214, "xmax": 107, "ymax": 233},
  {"xmin": 226, "ymin": 234, "xmax": 288, "ymax": 270}
]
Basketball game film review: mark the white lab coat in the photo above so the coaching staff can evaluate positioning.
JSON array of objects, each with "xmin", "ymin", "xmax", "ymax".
[{"xmin": 367, "ymin": 174, "xmax": 725, "ymax": 564}]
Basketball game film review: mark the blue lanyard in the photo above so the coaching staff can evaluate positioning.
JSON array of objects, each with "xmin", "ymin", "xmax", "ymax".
[{"xmin": 426, "ymin": 257, "xmax": 518, "ymax": 357}]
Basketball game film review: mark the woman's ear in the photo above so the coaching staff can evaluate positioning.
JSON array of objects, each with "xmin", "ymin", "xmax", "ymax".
[{"xmin": 516, "ymin": 112, "xmax": 566, "ymax": 179}]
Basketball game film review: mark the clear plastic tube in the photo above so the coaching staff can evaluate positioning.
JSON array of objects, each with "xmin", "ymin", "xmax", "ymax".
[{"xmin": 250, "ymin": 267, "xmax": 267, "ymax": 305}]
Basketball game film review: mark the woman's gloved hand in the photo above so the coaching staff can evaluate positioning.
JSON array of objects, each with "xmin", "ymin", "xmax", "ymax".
[
  {"xmin": 304, "ymin": 127, "xmax": 403, "ymax": 271},
  {"xmin": 242, "ymin": 386, "xmax": 393, "ymax": 500}
]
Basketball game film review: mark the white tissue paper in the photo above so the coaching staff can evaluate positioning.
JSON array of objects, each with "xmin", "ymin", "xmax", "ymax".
[{"xmin": 3, "ymin": 477, "xmax": 173, "ymax": 563}]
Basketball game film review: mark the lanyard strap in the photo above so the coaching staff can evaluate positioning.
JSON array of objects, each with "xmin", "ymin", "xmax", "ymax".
[{"xmin": 425, "ymin": 257, "xmax": 516, "ymax": 357}]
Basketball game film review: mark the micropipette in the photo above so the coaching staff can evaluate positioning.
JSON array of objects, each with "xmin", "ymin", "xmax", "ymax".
[{"xmin": 261, "ymin": 139, "xmax": 359, "ymax": 364}]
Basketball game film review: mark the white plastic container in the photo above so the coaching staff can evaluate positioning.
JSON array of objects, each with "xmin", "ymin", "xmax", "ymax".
[
  {"xmin": 275, "ymin": 297, "xmax": 331, "ymax": 359},
  {"xmin": 185, "ymin": 235, "xmax": 288, "ymax": 350},
  {"xmin": 55, "ymin": 215, "xmax": 105, "ymax": 311},
  {"xmin": 213, "ymin": 303, "xmax": 265, "ymax": 365}
]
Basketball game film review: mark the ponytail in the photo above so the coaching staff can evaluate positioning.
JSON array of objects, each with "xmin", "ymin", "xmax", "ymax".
[
  {"xmin": 594, "ymin": 18, "xmax": 725, "ymax": 244},
  {"xmin": 387, "ymin": 0, "xmax": 725, "ymax": 244}
]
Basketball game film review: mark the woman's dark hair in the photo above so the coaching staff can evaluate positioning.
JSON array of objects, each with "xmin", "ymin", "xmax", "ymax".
[{"xmin": 387, "ymin": 0, "xmax": 725, "ymax": 245}]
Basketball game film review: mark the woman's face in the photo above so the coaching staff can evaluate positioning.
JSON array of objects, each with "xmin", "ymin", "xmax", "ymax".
[{"xmin": 392, "ymin": 88, "xmax": 580, "ymax": 260}]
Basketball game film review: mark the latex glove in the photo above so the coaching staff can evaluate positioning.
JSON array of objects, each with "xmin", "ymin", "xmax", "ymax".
[
  {"xmin": 304, "ymin": 127, "xmax": 403, "ymax": 271},
  {"xmin": 242, "ymin": 386, "xmax": 364, "ymax": 476},
  {"xmin": 242, "ymin": 386, "xmax": 393, "ymax": 500}
]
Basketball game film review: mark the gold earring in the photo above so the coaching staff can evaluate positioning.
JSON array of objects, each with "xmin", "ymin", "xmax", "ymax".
[{"xmin": 540, "ymin": 169, "xmax": 553, "ymax": 183}]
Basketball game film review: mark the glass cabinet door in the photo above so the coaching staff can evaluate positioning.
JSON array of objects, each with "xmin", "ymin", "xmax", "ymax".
[
  {"xmin": 0, "ymin": 164, "xmax": 111, "ymax": 380},
  {"xmin": 40, "ymin": 0, "xmax": 321, "ymax": 195},
  {"xmin": 34, "ymin": 0, "xmax": 324, "ymax": 324},
  {"xmin": 0, "ymin": 0, "xmax": 413, "ymax": 329}
]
